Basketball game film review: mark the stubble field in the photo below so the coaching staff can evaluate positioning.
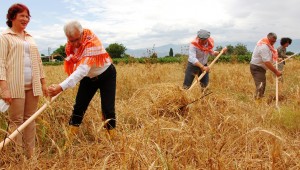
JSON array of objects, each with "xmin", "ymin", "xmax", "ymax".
[{"xmin": 1, "ymin": 60, "xmax": 300, "ymax": 169}]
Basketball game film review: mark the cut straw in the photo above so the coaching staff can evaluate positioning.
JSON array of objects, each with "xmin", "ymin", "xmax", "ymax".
[{"xmin": 0, "ymin": 93, "xmax": 61, "ymax": 150}]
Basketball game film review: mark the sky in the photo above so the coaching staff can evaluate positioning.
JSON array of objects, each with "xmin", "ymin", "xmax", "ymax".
[{"xmin": 1, "ymin": 0, "xmax": 299, "ymax": 55}]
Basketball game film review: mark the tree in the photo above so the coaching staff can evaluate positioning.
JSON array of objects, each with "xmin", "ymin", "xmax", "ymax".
[
  {"xmin": 234, "ymin": 43, "xmax": 249, "ymax": 55},
  {"xmin": 286, "ymin": 51, "xmax": 294, "ymax": 55},
  {"xmin": 226, "ymin": 45, "xmax": 234, "ymax": 55},
  {"xmin": 174, "ymin": 53, "xmax": 182, "ymax": 57},
  {"xmin": 150, "ymin": 52, "xmax": 158, "ymax": 58},
  {"xmin": 169, "ymin": 48, "xmax": 174, "ymax": 57},
  {"xmin": 105, "ymin": 43, "xmax": 127, "ymax": 58},
  {"xmin": 52, "ymin": 45, "xmax": 66, "ymax": 58},
  {"xmin": 215, "ymin": 46, "xmax": 223, "ymax": 52}
]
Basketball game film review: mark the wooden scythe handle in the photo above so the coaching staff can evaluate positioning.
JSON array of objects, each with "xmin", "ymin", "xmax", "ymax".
[
  {"xmin": 188, "ymin": 49, "xmax": 225, "ymax": 91},
  {"xmin": 0, "ymin": 93, "xmax": 61, "ymax": 150}
]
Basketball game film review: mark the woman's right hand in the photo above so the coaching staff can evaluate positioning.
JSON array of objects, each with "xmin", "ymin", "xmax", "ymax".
[{"xmin": 1, "ymin": 89, "xmax": 12, "ymax": 104}]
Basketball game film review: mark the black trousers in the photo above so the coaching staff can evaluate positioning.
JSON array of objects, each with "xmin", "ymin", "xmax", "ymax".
[
  {"xmin": 69, "ymin": 64, "xmax": 117, "ymax": 130},
  {"xmin": 183, "ymin": 62, "xmax": 209, "ymax": 89}
]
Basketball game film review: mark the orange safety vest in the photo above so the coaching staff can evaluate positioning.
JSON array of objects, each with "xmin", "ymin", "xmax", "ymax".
[
  {"xmin": 257, "ymin": 37, "xmax": 278, "ymax": 61},
  {"xmin": 64, "ymin": 29, "xmax": 112, "ymax": 75},
  {"xmin": 191, "ymin": 37, "xmax": 214, "ymax": 54}
]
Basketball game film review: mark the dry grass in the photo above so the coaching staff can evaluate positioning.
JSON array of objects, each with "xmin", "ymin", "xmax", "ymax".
[{"xmin": 1, "ymin": 61, "xmax": 300, "ymax": 169}]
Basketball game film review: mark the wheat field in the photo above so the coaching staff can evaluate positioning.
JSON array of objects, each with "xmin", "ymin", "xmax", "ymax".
[{"xmin": 1, "ymin": 60, "xmax": 300, "ymax": 169}]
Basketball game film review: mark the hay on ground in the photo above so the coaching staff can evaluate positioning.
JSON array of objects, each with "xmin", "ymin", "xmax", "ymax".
[{"xmin": 128, "ymin": 83, "xmax": 190, "ymax": 117}]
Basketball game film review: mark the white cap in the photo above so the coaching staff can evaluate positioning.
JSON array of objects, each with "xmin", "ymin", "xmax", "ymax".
[{"xmin": 0, "ymin": 99, "xmax": 9, "ymax": 112}]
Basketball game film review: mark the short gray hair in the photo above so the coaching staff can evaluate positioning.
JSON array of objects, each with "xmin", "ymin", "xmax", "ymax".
[
  {"xmin": 63, "ymin": 20, "xmax": 83, "ymax": 37},
  {"xmin": 267, "ymin": 32, "xmax": 277, "ymax": 39}
]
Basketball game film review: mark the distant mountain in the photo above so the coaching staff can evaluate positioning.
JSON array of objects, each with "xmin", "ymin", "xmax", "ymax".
[
  {"xmin": 126, "ymin": 39, "xmax": 300, "ymax": 58},
  {"xmin": 126, "ymin": 44, "xmax": 187, "ymax": 58},
  {"xmin": 216, "ymin": 39, "xmax": 299, "ymax": 54}
]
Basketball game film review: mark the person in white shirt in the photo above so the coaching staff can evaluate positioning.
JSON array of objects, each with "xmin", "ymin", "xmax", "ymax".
[
  {"xmin": 250, "ymin": 32, "xmax": 282, "ymax": 100},
  {"xmin": 48, "ymin": 21, "xmax": 117, "ymax": 142}
]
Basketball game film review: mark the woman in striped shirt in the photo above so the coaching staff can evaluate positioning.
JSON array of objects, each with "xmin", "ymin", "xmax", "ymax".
[{"xmin": 0, "ymin": 3, "xmax": 47, "ymax": 158}]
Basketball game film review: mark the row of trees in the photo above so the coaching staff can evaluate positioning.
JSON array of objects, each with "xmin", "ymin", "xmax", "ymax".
[
  {"xmin": 50, "ymin": 43, "xmax": 127, "ymax": 59},
  {"xmin": 48, "ymin": 42, "xmax": 293, "ymax": 60},
  {"xmin": 166, "ymin": 44, "xmax": 251, "ymax": 57}
]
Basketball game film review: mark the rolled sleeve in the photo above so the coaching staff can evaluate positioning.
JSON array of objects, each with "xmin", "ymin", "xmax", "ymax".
[
  {"xmin": 188, "ymin": 45, "xmax": 198, "ymax": 64},
  {"xmin": 260, "ymin": 45, "xmax": 272, "ymax": 62}
]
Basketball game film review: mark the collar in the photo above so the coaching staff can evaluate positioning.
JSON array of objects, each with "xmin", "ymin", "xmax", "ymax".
[{"xmin": 2, "ymin": 28, "xmax": 32, "ymax": 37}]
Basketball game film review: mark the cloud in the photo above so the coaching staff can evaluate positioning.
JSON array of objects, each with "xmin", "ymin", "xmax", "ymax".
[
  {"xmin": 1, "ymin": 0, "xmax": 299, "ymax": 54},
  {"xmin": 60, "ymin": 0, "xmax": 234, "ymax": 49},
  {"xmin": 222, "ymin": 0, "xmax": 300, "ymax": 40}
]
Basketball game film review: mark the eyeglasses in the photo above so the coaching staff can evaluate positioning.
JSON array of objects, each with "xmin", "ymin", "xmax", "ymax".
[{"xmin": 68, "ymin": 34, "xmax": 82, "ymax": 43}]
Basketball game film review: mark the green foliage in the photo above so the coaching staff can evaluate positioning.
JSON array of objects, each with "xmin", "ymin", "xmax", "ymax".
[
  {"xmin": 52, "ymin": 45, "xmax": 66, "ymax": 58},
  {"xmin": 112, "ymin": 56, "xmax": 185, "ymax": 64},
  {"xmin": 234, "ymin": 43, "xmax": 249, "ymax": 55},
  {"xmin": 41, "ymin": 57, "xmax": 50, "ymax": 62},
  {"xmin": 226, "ymin": 45, "xmax": 234, "ymax": 55},
  {"xmin": 174, "ymin": 53, "xmax": 182, "ymax": 57},
  {"xmin": 41, "ymin": 53, "xmax": 252, "ymax": 65},
  {"xmin": 208, "ymin": 54, "xmax": 251, "ymax": 63},
  {"xmin": 42, "ymin": 61, "xmax": 64, "ymax": 66},
  {"xmin": 158, "ymin": 56, "xmax": 182, "ymax": 63},
  {"xmin": 286, "ymin": 51, "xmax": 294, "ymax": 55},
  {"xmin": 105, "ymin": 43, "xmax": 127, "ymax": 58},
  {"xmin": 215, "ymin": 55, "xmax": 231, "ymax": 62},
  {"xmin": 113, "ymin": 56, "xmax": 138, "ymax": 64},
  {"xmin": 215, "ymin": 46, "xmax": 223, "ymax": 52},
  {"xmin": 169, "ymin": 48, "xmax": 174, "ymax": 57},
  {"xmin": 237, "ymin": 55, "xmax": 251, "ymax": 63},
  {"xmin": 224, "ymin": 44, "xmax": 250, "ymax": 56},
  {"xmin": 150, "ymin": 53, "xmax": 158, "ymax": 58}
]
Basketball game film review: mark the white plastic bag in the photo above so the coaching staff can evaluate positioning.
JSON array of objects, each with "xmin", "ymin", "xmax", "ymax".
[{"xmin": 0, "ymin": 99, "xmax": 9, "ymax": 112}]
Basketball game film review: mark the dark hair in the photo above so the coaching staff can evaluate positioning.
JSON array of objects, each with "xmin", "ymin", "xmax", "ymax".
[
  {"xmin": 280, "ymin": 37, "xmax": 292, "ymax": 46},
  {"xmin": 6, "ymin": 3, "xmax": 31, "ymax": 28}
]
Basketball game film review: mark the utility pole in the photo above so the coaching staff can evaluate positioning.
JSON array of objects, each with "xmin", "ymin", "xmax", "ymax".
[
  {"xmin": 48, "ymin": 47, "xmax": 51, "ymax": 62},
  {"xmin": 181, "ymin": 45, "xmax": 189, "ymax": 56}
]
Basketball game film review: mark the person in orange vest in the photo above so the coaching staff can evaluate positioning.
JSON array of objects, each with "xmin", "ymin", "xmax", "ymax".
[
  {"xmin": 183, "ymin": 29, "xmax": 226, "ymax": 90},
  {"xmin": 250, "ymin": 32, "xmax": 282, "ymax": 100},
  {"xmin": 48, "ymin": 21, "xmax": 117, "ymax": 146}
]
